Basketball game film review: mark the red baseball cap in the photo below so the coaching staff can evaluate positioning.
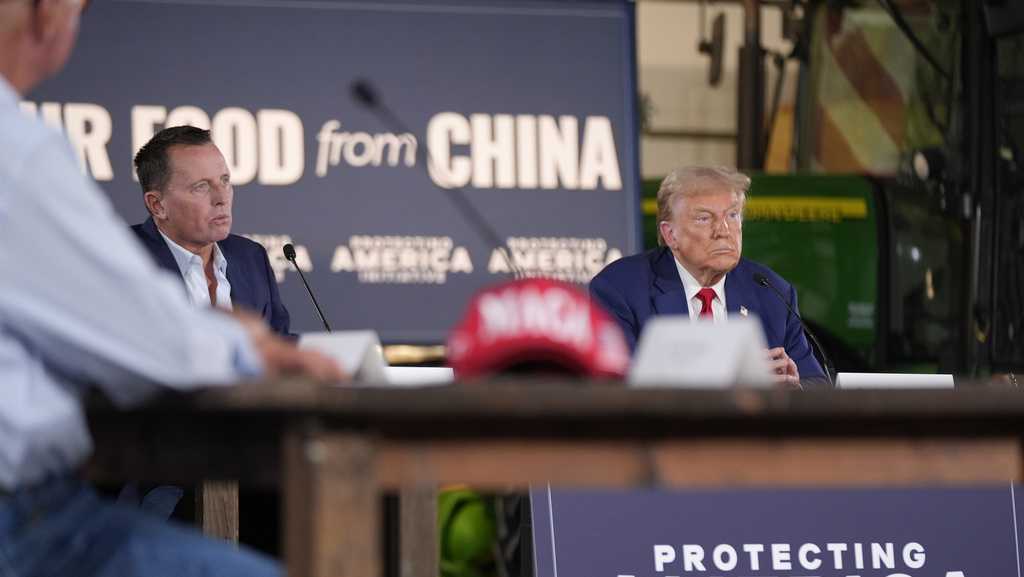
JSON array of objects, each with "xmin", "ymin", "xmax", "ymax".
[{"xmin": 447, "ymin": 278, "xmax": 630, "ymax": 379}]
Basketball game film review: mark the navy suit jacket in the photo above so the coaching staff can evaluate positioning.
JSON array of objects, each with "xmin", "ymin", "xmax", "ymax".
[
  {"xmin": 131, "ymin": 218, "xmax": 292, "ymax": 337},
  {"xmin": 590, "ymin": 247, "xmax": 825, "ymax": 379}
]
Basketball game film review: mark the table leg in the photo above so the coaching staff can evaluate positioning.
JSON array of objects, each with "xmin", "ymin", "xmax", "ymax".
[
  {"xmin": 399, "ymin": 486, "xmax": 438, "ymax": 577},
  {"xmin": 284, "ymin": 428, "xmax": 381, "ymax": 577},
  {"xmin": 195, "ymin": 481, "xmax": 239, "ymax": 543}
]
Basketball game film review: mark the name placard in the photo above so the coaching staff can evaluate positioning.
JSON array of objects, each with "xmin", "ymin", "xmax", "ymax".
[{"xmin": 629, "ymin": 316, "xmax": 773, "ymax": 388}]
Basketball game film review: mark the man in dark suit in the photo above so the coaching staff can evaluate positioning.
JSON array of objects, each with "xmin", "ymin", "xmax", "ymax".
[
  {"xmin": 590, "ymin": 166, "xmax": 825, "ymax": 385},
  {"xmin": 131, "ymin": 126, "xmax": 291, "ymax": 336},
  {"xmin": 126, "ymin": 125, "xmax": 297, "ymax": 519}
]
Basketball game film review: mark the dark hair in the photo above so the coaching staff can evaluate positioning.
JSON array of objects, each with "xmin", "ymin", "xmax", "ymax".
[{"xmin": 134, "ymin": 125, "xmax": 213, "ymax": 193}]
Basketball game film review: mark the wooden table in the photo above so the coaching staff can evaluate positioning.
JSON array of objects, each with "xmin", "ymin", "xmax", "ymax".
[{"xmin": 87, "ymin": 381, "xmax": 1024, "ymax": 577}]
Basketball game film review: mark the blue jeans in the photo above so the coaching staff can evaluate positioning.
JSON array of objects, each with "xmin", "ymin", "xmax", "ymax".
[{"xmin": 0, "ymin": 477, "xmax": 281, "ymax": 577}]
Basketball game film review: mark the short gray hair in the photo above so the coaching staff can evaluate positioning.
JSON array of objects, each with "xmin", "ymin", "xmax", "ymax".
[{"xmin": 656, "ymin": 166, "xmax": 750, "ymax": 246}]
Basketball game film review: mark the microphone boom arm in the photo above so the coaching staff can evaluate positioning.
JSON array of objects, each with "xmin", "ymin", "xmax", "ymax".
[
  {"xmin": 754, "ymin": 273, "xmax": 836, "ymax": 388},
  {"xmin": 350, "ymin": 79, "xmax": 522, "ymax": 279}
]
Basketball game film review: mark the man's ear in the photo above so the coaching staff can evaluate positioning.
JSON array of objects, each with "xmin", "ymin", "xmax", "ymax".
[
  {"xmin": 658, "ymin": 221, "xmax": 676, "ymax": 249},
  {"xmin": 144, "ymin": 191, "xmax": 165, "ymax": 220},
  {"xmin": 30, "ymin": 0, "xmax": 65, "ymax": 44}
]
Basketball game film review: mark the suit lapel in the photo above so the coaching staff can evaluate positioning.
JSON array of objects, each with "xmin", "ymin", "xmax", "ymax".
[
  {"xmin": 649, "ymin": 247, "xmax": 689, "ymax": 316},
  {"xmin": 140, "ymin": 218, "xmax": 185, "ymax": 284},
  {"xmin": 725, "ymin": 260, "xmax": 757, "ymax": 318},
  {"xmin": 221, "ymin": 241, "xmax": 251, "ymax": 312}
]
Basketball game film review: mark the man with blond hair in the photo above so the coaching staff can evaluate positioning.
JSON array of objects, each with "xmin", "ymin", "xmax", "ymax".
[
  {"xmin": 590, "ymin": 166, "xmax": 825, "ymax": 386},
  {"xmin": 0, "ymin": 1, "xmax": 342, "ymax": 575}
]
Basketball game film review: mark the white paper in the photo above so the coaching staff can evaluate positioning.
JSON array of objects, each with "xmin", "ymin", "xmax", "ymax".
[
  {"xmin": 384, "ymin": 366, "xmax": 454, "ymax": 386},
  {"xmin": 299, "ymin": 330, "xmax": 388, "ymax": 383},
  {"xmin": 836, "ymin": 372, "xmax": 955, "ymax": 389}
]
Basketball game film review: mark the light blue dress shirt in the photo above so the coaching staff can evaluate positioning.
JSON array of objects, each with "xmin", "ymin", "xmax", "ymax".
[
  {"xmin": 158, "ymin": 229, "xmax": 233, "ymax": 310},
  {"xmin": 0, "ymin": 76, "xmax": 263, "ymax": 491}
]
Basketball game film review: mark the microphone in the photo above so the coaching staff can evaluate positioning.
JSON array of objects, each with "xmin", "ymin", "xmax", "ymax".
[
  {"xmin": 753, "ymin": 272, "xmax": 836, "ymax": 388},
  {"xmin": 283, "ymin": 243, "xmax": 332, "ymax": 333},
  {"xmin": 351, "ymin": 80, "xmax": 377, "ymax": 108},
  {"xmin": 349, "ymin": 79, "xmax": 523, "ymax": 279}
]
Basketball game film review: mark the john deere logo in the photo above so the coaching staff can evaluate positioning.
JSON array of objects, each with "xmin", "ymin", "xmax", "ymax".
[{"xmin": 744, "ymin": 196, "xmax": 869, "ymax": 223}]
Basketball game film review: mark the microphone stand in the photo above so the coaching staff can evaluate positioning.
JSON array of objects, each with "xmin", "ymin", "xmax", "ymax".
[{"xmin": 284, "ymin": 243, "xmax": 332, "ymax": 332}]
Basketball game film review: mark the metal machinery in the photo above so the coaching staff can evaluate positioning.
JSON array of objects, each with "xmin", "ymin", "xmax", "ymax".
[{"xmin": 643, "ymin": 0, "xmax": 1023, "ymax": 375}]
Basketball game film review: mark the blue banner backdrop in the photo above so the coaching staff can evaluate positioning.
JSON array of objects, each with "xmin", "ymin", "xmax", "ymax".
[
  {"xmin": 531, "ymin": 485, "xmax": 1023, "ymax": 577},
  {"xmin": 28, "ymin": 0, "xmax": 640, "ymax": 343}
]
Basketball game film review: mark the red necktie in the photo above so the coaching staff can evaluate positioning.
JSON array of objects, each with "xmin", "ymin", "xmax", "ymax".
[{"xmin": 696, "ymin": 287, "xmax": 717, "ymax": 320}]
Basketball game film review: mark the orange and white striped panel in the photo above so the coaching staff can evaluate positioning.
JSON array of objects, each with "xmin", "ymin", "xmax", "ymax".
[{"xmin": 810, "ymin": 3, "xmax": 932, "ymax": 175}]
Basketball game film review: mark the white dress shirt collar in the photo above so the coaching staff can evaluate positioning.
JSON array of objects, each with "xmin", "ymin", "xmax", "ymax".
[
  {"xmin": 673, "ymin": 256, "xmax": 728, "ymax": 322},
  {"xmin": 158, "ymin": 229, "xmax": 224, "ymax": 275},
  {"xmin": 157, "ymin": 229, "xmax": 233, "ymax": 310}
]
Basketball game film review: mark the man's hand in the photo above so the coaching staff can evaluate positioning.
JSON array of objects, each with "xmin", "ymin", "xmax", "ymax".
[
  {"xmin": 230, "ymin": 310, "xmax": 348, "ymax": 382},
  {"xmin": 765, "ymin": 346, "xmax": 800, "ymax": 388}
]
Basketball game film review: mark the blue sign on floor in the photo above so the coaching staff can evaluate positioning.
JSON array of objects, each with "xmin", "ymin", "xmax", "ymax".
[{"xmin": 531, "ymin": 485, "xmax": 1022, "ymax": 577}]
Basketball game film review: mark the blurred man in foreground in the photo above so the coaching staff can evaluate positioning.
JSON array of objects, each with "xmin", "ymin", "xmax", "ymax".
[
  {"xmin": 0, "ymin": 1, "xmax": 342, "ymax": 575},
  {"xmin": 132, "ymin": 126, "xmax": 293, "ymax": 336},
  {"xmin": 589, "ymin": 166, "xmax": 826, "ymax": 386}
]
